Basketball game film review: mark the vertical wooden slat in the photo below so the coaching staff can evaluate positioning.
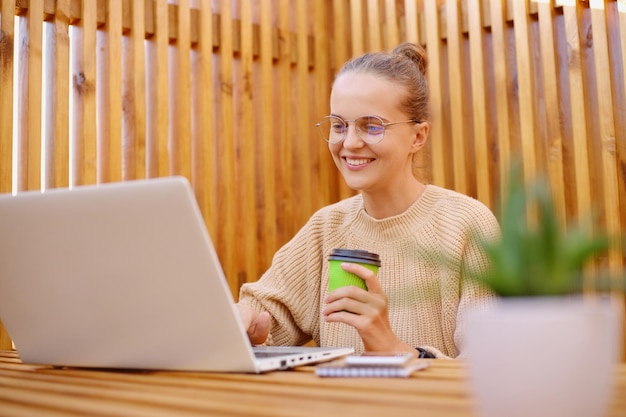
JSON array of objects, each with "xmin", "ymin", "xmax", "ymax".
[
  {"xmin": 277, "ymin": 0, "xmax": 294, "ymax": 245},
  {"xmin": 616, "ymin": 0, "xmax": 626, "ymax": 242},
  {"xmin": 367, "ymin": 0, "xmax": 381, "ymax": 51},
  {"xmin": 446, "ymin": 0, "xmax": 468, "ymax": 195},
  {"xmin": 404, "ymin": 0, "xmax": 420, "ymax": 45},
  {"xmin": 73, "ymin": 0, "xmax": 97, "ymax": 186},
  {"xmin": 101, "ymin": 0, "xmax": 123, "ymax": 184},
  {"xmin": 467, "ymin": 0, "xmax": 492, "ymax": 207},
  {"xmin": 350, "ymin": 0, "xmax": 364, "ymax": 56},
  {"xmin": 561, "ymin": 1, "xmax": 597, "ymax": 288},
  {"xmin": 155, "ymin": 0, "xmax": 169, "ymax": 177},
  {"xmin": 47, "ymin": 0, "xmax": 70, "ymax": 189},
  {"xmin": 489, "ymin": 0, "xmax": 513, "ymax": 200},
  {"xmin": 239, "ymin": 0, "xmax": 257, "ymax": 285},
  {"xmin": 332, "ymin": 0, "xmax": 354, "ymax": 200},
  {"xmin": 175, "ymin": 0, "xmax": 191, "ymax": 182},
  {"xmin": 562, "ymin": 2, "xmax": 593, "ymax": 222},
  {"xmin": 536, "ymin": 0, "xmax": 567, "ymax": 227},
  {"xmin": 124, "ymin": 0, "xmax": 146, "ymax": 180},
  {"xmin": 218, "ymin": 0, "xmax": 237, "ymax": 294},
  {"xmin": 424, "ymin": 0, "xmax": 448, "ymax": 188},
  {"xmin": 258, "ymin": 0, "xmax": 277, "ymax": 277},
  {"xmin": 384, "ymin": 0, "xmax": 399, "ymax": 49},
  {"xmin": 295, "ymin": 0, "xmax": 312, "ymax": 226},
  {"xmin": 28, "ymin": 1, "xmax": 43, "ymax": 191},
  {"xmin": 195, "ymin": 0, "xmax": 216, "ymax": 241},
  {"xmin": 588, "ymin": 0, "xmax": 623, "ymax": 275},
  {"xmin": 313, "ymin": 0, "xmax": 334, "ymax": 210},
  {"xmin": 1, "ymin": 0, "xmax": 16, "ymax": 195},
  {"xmin": 513, "ymin": 0, "xmax": 539, "ymax": 188}
]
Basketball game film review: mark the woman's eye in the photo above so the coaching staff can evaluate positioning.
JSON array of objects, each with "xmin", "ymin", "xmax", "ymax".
[
  {"xmin": 330, "ymin": 123, "xmax": 346, "ymax": 133},
  {"xmin": 365, "ymin": 124, "xmax": 384, "ymax": 134}
]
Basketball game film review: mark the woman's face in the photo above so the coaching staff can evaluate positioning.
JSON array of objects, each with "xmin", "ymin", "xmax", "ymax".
[{"xmin": 328, "ymin": 72, "xmax": 426, "ymax": 195}]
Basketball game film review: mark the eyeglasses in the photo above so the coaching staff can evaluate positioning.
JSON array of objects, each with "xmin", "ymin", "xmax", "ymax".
[{"xmin": 315, "ymin": 115, "xmax": 420, "ymax": 145}]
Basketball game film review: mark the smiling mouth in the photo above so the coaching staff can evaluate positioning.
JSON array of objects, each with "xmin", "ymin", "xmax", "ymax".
[{"xmin": 344, "ymin": 157, "xmax": 374, "ymax": 166}]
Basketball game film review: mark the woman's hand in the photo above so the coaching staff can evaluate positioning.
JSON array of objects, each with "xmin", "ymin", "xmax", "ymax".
[
  {"xmin": 322, "ymin": 262, "xmax": 414, "ymax": 353},
  {"xmin": 236, "ymin": 303, "xmax": 271, "ymax": 345}
]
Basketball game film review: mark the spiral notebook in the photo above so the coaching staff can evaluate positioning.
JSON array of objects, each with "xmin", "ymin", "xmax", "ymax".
[{"xmin": 315, "ymin": 359, "xmax": 431, "ymax": 378}]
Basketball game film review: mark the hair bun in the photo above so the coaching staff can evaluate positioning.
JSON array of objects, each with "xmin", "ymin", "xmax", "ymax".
[{"xmin": 392, "ymin": 42, "xmax": 428, "ymax": 76}]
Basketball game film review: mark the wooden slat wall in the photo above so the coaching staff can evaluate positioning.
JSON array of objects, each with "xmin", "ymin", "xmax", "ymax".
[{"xmin": 0, "ymin": 0, "xmax": 624, "ymax": 353}]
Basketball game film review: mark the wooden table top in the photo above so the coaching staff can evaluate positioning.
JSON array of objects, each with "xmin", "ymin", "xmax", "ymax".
[{"xmin": 1, "ymin": 349, "xmax": 625, "ymax": 417}]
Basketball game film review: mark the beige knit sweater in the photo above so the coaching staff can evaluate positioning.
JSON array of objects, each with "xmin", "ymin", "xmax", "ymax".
[{"xmin": 239, "ymin": 185, "xmax": 500, "ymax": 359}]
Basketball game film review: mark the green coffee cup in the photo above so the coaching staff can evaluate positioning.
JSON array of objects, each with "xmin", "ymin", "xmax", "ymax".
[{"xmin": 328, "ymin": 248, "xmax": 381, "ymax": 291}]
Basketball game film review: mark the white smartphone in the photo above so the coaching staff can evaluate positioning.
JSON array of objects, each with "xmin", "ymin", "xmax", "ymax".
[{"xmin": 344, "ymin": 352, "xmax": 414, "ymax": 367}]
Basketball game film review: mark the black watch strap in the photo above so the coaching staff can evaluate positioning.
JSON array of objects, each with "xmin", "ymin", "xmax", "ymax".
[{"xmin": 416, "ymin": 347, "xmax": 435, "ymax": 359}]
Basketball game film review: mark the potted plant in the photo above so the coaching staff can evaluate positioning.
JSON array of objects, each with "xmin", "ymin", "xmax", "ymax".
[{"xmin": 464, "ymin": 163, "xmax": 624, "ymax": 417}]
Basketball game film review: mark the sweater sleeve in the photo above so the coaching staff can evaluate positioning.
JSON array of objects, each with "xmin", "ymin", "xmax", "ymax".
[{"xmin": 238, "ymin": 214, "xmax": 327, "ymax": 347}]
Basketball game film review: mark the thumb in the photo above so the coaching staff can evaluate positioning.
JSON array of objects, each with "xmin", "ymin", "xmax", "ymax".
[{"xmin": 248, "ymin": 311, "xmax": 271, "ymax": 345}]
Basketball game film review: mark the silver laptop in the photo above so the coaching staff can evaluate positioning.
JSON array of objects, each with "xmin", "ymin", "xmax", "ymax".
[{"xmin": 0, "ymin": 176, "xmax": 353, "ymax": 373}]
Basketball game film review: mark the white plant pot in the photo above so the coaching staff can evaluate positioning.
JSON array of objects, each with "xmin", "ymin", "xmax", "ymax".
[{"xmin": 465, "ymin": 296, "xmax": 621, "ymax": 417}]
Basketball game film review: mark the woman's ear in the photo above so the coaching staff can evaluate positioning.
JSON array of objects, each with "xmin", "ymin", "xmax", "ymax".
[{"xmin": 410, "ymin": 122, "xmax": 429, "ymax": 153}]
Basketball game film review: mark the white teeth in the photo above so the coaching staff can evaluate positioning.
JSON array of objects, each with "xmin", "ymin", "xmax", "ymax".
[{"xmin": 345, "ymin": 158, "xmax": 371, "ymax": 166}]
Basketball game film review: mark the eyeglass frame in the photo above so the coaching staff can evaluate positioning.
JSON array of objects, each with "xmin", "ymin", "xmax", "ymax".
[{"xmin": 315, "ymin": 115, "xmax": 422, "ymax": 145}]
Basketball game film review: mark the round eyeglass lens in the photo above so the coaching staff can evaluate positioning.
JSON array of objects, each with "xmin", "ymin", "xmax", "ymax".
[
  {"xmin": 316, "ymin": 117, "xmax": 346, "ymax": 144},
  {"xmin": 316, "ymin": 116, "xmax": 387, "ymax": 144}
]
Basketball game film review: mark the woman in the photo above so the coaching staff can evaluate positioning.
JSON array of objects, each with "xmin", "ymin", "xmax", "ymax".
[{"xmin": 236, "ymin": 43, "xmax": 500, "ymax": 359}]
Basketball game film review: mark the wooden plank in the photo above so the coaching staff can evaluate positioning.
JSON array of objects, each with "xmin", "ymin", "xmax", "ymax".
[
  {"xmin": 155, "ymin": 0, "xmax": 169, "ymax": 177},
  {"xmin": 195, "ymin": 0, "xmax": 216, "ymax": 242},
  {"xmin": 125, "ymin": 0, "xmax": 147, "ymax": 180},
  {"xmin": 562, "ymin": 2, "xmax": 593, "ymax": 220},
  {"xmin": 490, "ymin": 0, "xmax": 513, "ymax": 200},
  {"xmin": 313, "ymin": 0, "xmax": 334, "ymax": 212},
  {"xmin": 404, "ymin": 0, "xmax": 421, "ymax": 45},
  {"xmin": 218, "ymin": 0, "xmax": 237, "ymax": 295},
  {"xmin": 258, "ymin": 0, "xmax": 277, "ymax": 281},
  {"xmin": 49, "ymin": 0, "xmax": 70, "ymax": 189},
  {"xmin": 68, "ymin": 0, "xmax": 97, "ymax": 187},
  {"xmin": 350, "ymin": 0, "xmax": 364, "ymax": 55},
  {"xmin": 26, "ymin": 0, "xmax": 44, "ymax": 191},
  {"xmin": 384, "ymin": 0, "xmax": 399, "ymax": 49},
  {"xmin": 537, "ymin": 0, "xmax": 567, "ymax": 227},
  {"xmin": 424, "ymin": 0, "xmax": 448, "ymax": 188},
  {"xmin": 467, "ymin": 0, "xmax": 492, "ymax": 207},
  {"xmin": 176, "ymin": 0, "xmax": 191, "ymax": 182},
  {"xmin": 588, "ymin": 0, "xmax": 623, "ymax": 275},
  {"xmin": 82, "ymin": 0, "xmax": 97, "ymax": 186},
  {"xmin": 561, "ymin": 2, "xmax": 596, "ymax": 285},
  {"xmin": 446, "ymin": 0, "xmax": 469, "ymax": 195},
  {"xmin": 513, "ymin": 0, "xmax": 539, "ymax": 188},
  {"xmin": 239, "ymin": 0, "xmax": 257, "ymax": 285},
  {"xmin": 96, "ymin": 0, "xmax": 122, "ymax": 183},
  {"xmin": 276, "ymin": 0, "xmax": 295, "ymax": 245},
  {"xmin": 0, "ymin": 0, "xmax": 16, "ymax": 195},
  {"xmin": 367, "ymin": 0, "xmax": 382, "ymax": 51},
  {"xmin": 107, "ymin": 0, "xmax": 123, "ymax": 183},
  {"xmin": 295, "ymin": 0, "xmax": 312, "ymax": 228},
  {"xmin": 331, "ymin": 0, "xmax": 354, "ymax": 200}
]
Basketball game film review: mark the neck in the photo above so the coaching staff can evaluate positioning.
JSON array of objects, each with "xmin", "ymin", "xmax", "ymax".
[{"xmin": 361, "ymin": 180, "xmax": 426, "ymax": 219}]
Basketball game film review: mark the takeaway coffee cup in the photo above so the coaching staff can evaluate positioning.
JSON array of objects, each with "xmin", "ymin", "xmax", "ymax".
[{"xmin": 328, "ymin": 249, "xmax": 381, "ymax": 291}]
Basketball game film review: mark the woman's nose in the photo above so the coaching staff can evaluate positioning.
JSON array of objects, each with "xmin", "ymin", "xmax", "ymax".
[{"xmin": 342, "ymin": 123, "xmax": 365, "ymax": 148}]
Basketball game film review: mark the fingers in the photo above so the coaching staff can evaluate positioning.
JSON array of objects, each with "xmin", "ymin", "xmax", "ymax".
[
  {"xmin": 236, "ymin": 304, "xmax": 270, "ymax": 345},
  {"xmin": 248, "ymin": 311, "xmax": 271, "ymax": 345},
  {"xmin": 340, "ymin": 262, "xmax": 383, "ymax": 293}
]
